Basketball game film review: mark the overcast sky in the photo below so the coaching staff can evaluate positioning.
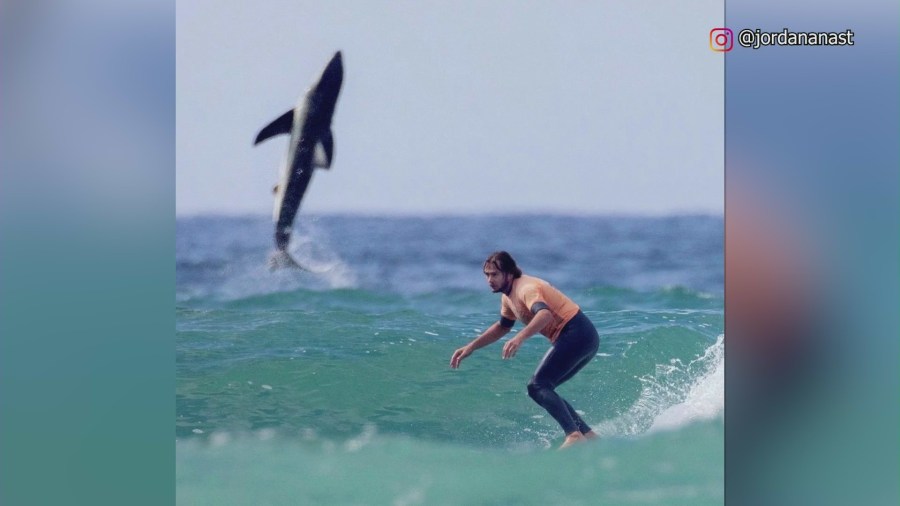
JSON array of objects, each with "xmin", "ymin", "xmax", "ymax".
[{"xmin": 176, "ymin": 1, "xmax": 723, "ymax": 216}]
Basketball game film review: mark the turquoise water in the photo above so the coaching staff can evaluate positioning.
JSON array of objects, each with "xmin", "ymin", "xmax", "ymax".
[{"xmin": 176, "ymin": 215, "xmax": 723, "ymax": 504}]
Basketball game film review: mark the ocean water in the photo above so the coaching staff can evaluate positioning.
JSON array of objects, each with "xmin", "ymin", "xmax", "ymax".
[{"xmin": 176, "ymin": 215, "xmax": 723, "ymax": 505}]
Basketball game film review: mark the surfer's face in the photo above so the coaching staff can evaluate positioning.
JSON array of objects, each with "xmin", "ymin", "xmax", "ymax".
[{"xmin": 484, "ymin": 264, "xmax": 511, "ymax": 293}]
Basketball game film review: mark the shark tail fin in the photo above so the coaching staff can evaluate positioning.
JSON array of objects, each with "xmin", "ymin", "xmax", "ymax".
[
  {"xmin": 254, "ymin": 109, "xmax": 295, "ymax": 146},
  {"xmin": 268, "ymin": 249, "xmax": 308, "ymax": 271},
  {"xmin": 268, "ymin": 250, "xmax": 333, "ymax": 274}
]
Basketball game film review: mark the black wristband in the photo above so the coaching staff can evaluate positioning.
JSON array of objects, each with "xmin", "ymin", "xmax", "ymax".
[{"xmin": 499, "ymin": 316, "xmax": 515, "ymax": 328}]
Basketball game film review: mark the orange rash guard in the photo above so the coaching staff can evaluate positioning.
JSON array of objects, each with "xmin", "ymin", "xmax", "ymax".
[{"xmin": 499, "ymin": 275, "xmax": 580, "ymax": 343}]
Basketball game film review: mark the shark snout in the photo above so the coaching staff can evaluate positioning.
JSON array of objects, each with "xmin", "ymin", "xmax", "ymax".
[
  {"xmin": 317, "ymin": 51, "xmax": 344, "ymax": 96},
  {"xmin": 325, "ymin": 51, "xmax": 343, "ymax": 73}
]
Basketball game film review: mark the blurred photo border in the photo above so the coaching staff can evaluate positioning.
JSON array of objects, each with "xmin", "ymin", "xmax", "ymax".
[{"xmin": 1, "ymin": 0, "xmax": 897, "ymax": 504}]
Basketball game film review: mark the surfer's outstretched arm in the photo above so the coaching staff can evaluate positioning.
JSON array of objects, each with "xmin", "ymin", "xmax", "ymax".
[
  {"xmin": 501, "ymin": 309, "xmax": 553, "ymax": 360},
  {"xmin": 450, "ymin": 322, "xmax": 511, "ymax": 369}
]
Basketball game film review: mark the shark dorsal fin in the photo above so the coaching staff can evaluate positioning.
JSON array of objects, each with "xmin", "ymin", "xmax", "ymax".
[
  {"xmin": 312, "ymin": 129, "xmax": 334, "ymax": 168},
  {"xmin": 254, "ymin": 109, "xmax": 295, "ymax": 146}
]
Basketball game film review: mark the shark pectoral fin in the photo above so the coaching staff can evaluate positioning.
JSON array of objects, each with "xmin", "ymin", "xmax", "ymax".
[
  {"xmin": 312, "ymin": 129, "xmax": 334, "ymax": 169},
  {"xmin": 254, "ymin": 109, "xmax": 295, "ymax": 146}
]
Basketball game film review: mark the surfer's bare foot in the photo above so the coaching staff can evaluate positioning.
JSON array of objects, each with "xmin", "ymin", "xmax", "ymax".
[
  {"xmin": 584, "ymin": 430, "xmax": 599, "ymax": 440},
  {"xmin": 559, "ymin": 432, "xmax": 587, "ymax": 449}
]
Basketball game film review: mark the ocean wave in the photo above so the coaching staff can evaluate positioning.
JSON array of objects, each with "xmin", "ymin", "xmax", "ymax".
[
  {"xmin": 176, "ymin": 422, "xmax": 723, "ymax": 505},
  {"xmin": 598, "ymin": 335, "xmax": 724, "ymax": 436}
]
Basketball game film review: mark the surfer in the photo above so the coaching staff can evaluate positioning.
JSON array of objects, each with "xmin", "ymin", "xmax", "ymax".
[{"xmin": 450, "ymin": 251, "xmax": 600, "ymax": 449}]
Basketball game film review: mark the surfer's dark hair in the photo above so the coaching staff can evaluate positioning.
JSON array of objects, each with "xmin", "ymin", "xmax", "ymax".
[{"xmin": 484, "ymin": 251, "xmax": 522, "ymax": 278}]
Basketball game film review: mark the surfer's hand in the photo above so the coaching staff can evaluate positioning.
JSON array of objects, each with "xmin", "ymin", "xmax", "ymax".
[
  {"xmin": 450, "ymin": 346, "xmax": 472, "ymax": 369},
  {"xmin": 502, "ymin": 336, "xmax": 524, "ymax": 359}
]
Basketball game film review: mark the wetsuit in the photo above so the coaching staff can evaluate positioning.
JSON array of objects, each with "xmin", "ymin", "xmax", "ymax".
[
  {"xmin": 526, "ymin": 311, "xmax": 600, "ymax": 434},
  {"xmin": 499, "ymin": 275, "xmax": 600, "ymax": 435}
]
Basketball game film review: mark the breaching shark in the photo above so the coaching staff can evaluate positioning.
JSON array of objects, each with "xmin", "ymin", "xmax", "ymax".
[{"xmin": 254, "ymin": 51, "xmax": 344, "ymax": 270}]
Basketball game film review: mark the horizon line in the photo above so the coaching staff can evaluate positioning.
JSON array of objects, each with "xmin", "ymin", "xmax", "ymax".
[{"xmin": 176, "ymin": 209, "xmax": 724, "ymax": 219}]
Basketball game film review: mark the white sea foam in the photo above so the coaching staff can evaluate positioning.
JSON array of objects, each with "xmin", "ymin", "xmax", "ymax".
[
  {"xmin": 211, "ymin": 222, "xmax": 359, "ymax": 301},
  {"xmin": 648, "ymin": 334, "xmax": 724, "ymax": 432},
  {"xmin": 650, "ymin": 336, "xmax": 725, "ymax": 432},
  {"xmin": 344, "ymin": 424, "xmax": 377, "ymax": 453},
  {"xmin": 597, "ymin": 334, "xmax": 724, "ymax": 436},
  {"xmin": 287, "ymin": 221, "xmax": 358, "ymax": 289}
]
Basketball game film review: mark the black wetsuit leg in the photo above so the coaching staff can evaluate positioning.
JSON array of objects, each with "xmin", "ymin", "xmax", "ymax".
[{"xmin": 526, "ymin": 311, "xmax": 600, "ymax": 435}]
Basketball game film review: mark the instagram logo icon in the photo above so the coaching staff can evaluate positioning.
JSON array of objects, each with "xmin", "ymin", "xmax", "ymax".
[{"xmin": 709, "ymin": 28, "xmax": 733, "ymax": 52}]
